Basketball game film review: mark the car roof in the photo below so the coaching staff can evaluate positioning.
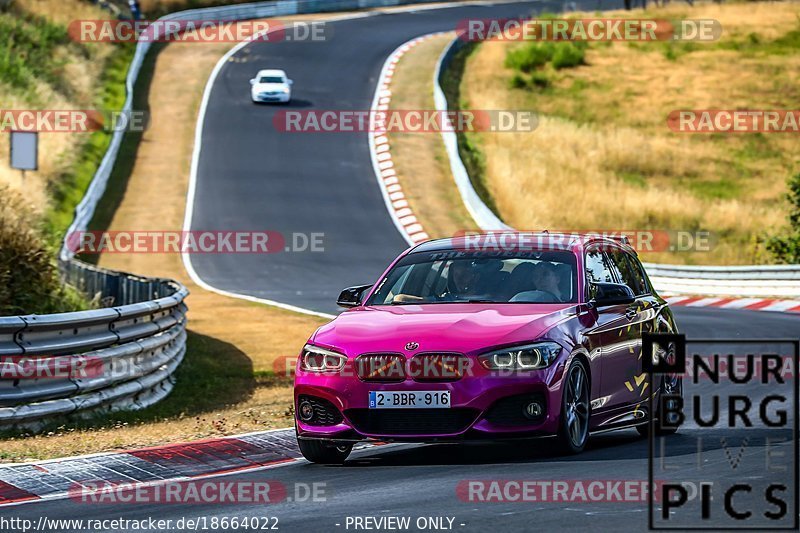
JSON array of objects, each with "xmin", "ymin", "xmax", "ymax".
[
  {"xmin": 256, "ymin": 69, "xmax": 287, "ymax": 77},
  {"xmin": 408, "ymin": 232, "xmax": 634, "ymax": 255}
]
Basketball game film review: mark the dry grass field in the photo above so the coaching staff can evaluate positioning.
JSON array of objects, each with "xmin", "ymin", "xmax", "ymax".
[{"xmin": 460, "ymin": 1, "xmax": 800, "ymax": 264}]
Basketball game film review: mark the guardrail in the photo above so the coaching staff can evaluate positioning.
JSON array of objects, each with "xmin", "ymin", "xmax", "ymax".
[
  {"xmin": 0, "ymin": 260, "xmax": 188, "ymax": 431},
  {"xmin": 641, "ymin": 263, "xmax": 800, "ymax": 298},
  {"xmin": 433, "ymin": 36, "xmax": 800, "ymax": 299}
]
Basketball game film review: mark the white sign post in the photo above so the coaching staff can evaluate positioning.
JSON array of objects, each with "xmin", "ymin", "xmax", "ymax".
[{"xmin": 10, "ymin": 131, "xmax": 38, "ymax": 180}]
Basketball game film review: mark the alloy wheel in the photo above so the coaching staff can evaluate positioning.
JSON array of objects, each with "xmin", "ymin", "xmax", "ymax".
[{"xmin": 565, "ymin": 364, "xmax": 590, "ymax": 448}]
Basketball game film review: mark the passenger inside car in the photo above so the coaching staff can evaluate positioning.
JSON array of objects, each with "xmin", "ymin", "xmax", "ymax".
[{"xmin": 507, "ymin": 261, "xmax": 566, "ymax": 303}]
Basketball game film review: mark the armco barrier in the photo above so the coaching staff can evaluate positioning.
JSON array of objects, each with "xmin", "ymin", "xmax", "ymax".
[
  {"xmin": 0, "ymin": 260, "xmax": 188, "ymax": 430},
  {"xmin": 433, "ymin": 36, "xmax": 800, "ymax": 299},
  {"xmin": 641, "ymin": 263, "xmax": 800, "ymax": 298}
]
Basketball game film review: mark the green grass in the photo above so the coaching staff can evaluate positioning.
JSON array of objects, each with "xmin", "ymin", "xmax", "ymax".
[
  {"xmin": 43, "ymin": 43, "xmax": 134, "ymax": 243},
  {"xmin": 618, "ymin": 171, "xmax": 648, "ymax": 188},
  {"xmin": 441, "ymin": 42, "xmax": 500, "ymax": 218},
  {"xmin": 143, "ymin": 0, "xmax": 272, "ymax": 18},
  {"xmin": 733, "ymin": 134, "xmax": 783, "ymax": 164},
  {"xmin": 659, "ymin": 19, "xmax": 800, "ymax": 60},
  {"xmin": 684, "ymin": 177, "xmax": 742, "ymax": 201},
  {"xmin": 718, "ymin": 27, "xmax": 800, "ymax": 55},
  {"xmin": 0, "ymin": 9, "xmax": 80, "ymax": 103}
]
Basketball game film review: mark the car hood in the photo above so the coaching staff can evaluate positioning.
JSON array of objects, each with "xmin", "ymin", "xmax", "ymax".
[
  {"xmin": 311, "ymin": 303, "xmax": 576, "ymax": 356},
  {"xmin": 252, "ymin": 83, "xmax": 287, "ymax": 92}
]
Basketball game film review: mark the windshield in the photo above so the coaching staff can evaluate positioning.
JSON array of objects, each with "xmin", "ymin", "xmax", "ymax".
[
  {"xmin": 367, "ymin": 250, "xmax": 578, "ymax": 305},
  {"xmin": 259, "ymin": 76, "xmax": 285, "ymax": 83}
]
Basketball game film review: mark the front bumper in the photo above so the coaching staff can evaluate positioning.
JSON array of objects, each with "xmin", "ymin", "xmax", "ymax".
[
  {"xmin": 294, "ymin": 363, "xmax": 566, "ymax": 442},
  {"xmin": 252, "ymin": 93, "xmax": 290, "ymax": 103}
]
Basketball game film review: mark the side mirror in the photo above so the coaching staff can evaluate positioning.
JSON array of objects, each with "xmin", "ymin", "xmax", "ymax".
[
  {"xmin": 249, "ymin": 79, "xmax": 256, "ymax": 85},
  {"xmin": 287, "ymin": 79, "xmax": 294, "ymax": 85},
  {"xmin": 590, "ymin": 282, "xmax": 635, "ymax": 307},
  {"xmin": 337, "ymin": 284, "xmax": 373, "ymax": 308}
]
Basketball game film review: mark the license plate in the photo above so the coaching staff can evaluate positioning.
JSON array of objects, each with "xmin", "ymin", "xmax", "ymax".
[{"xmin": 369, "ymin": 391, "xmax": 450, "ymax": 409}]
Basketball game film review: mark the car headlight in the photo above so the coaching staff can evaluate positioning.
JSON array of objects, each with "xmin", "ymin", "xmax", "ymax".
[
  {"xmin": 282, "ymin": 88, "xmax": 290, "ymax": 94},
  {"xmin": 478, "ymin": 342, "xmax": 561, "ymax": 371},
  {"xmin": 300, "ymin": 344, "xmax": 347, "ymax": 372}
]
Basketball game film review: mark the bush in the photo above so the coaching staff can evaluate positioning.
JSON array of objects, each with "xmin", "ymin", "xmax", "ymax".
[
  {"xmin": 530, "ymin": 71, "xmax": 551, "ymax": 88},
  {"xmin": 766, "ymin": 235, "xmax": 800, "ymax": 264},
  {"xmin": 0, "ymin": 187, "xmax": 88, "ymax": 315},
  {"xmin": 508, "ymin": 73, "xmax": 527, "ymax": 89},
  {"xmin": 505, "ymin": 41, "xmax": 585, "ymax": 74},
  {"xmin": 505, "ymin": 42, "xmax": 555, "ymax": 72},
  {"xmin": 766, "ymin": 172, "xmax": 800, "ymax": 264},
  {"xmin": 551, "ymin": 42, "xmax": 587, "ymax": 69}
]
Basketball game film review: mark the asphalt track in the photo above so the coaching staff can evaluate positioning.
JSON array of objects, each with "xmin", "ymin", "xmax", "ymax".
[
  {"xmin": 2, "ymin": 1, "xmax": 798, "ymax": 531},
  {"xmin": 187, "ymin": 0, "xmax": 592, "ymax": 315}
]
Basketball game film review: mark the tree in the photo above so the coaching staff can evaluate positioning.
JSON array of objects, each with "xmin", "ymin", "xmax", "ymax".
[{"xmin": 767, "ymin": 172, "xmax": 800, "ymax": 264}]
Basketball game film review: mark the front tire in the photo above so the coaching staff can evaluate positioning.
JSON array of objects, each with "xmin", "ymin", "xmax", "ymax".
[
  {"xmin": 297, "ymin": 439, "xmax": 352, "ymax": 464},
  {"xmin": 556, "ymin": 359, "xmax": 590, "ymax": 454}
]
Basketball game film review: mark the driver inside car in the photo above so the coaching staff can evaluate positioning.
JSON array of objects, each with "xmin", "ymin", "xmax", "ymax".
[
  {"xmin": 440, "ymin": 260, "xmax": 480, "ymax": 300},
  {"xmin": 532, "ymin": 262, "xmax": 564, "ymax": 302}
]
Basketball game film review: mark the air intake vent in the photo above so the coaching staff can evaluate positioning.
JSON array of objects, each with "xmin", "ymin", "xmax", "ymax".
[
  {"xmin": 410, "ymin": 353, "xmax": 470, "ymax": 382},
  {"xmin": 345, "ymin": 408, "xmax": 478, "ymax": 435},
  {"xmin": 355, "ymin": 353, "xmax": 406, "ymax": 382}
]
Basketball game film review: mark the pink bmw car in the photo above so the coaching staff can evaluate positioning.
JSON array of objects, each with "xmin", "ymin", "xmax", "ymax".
[{"xmin": 294, "ymin": 233, "xmax": 681, "ymax": 464}]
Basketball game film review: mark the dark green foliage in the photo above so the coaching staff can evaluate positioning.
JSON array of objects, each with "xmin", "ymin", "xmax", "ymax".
[
  {"xmin": 767, "ymin": 173, "xmax": 800, "ymax": 264},
  {"xmin": 0, "ymin": 187, "xmax": 88, "ymax": 315}
]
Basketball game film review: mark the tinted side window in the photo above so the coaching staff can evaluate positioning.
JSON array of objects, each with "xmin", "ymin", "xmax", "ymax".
[
  {"xmin": 608, "ymin": 249, "xmax": 648, "ymax": 295},
  {"xmin": 626, "ymin": 254, "xmax": 650, "ymax": 295},
  {"xmin": 585, "ymin": 247, "xmax": 615, "ymax": 284}
]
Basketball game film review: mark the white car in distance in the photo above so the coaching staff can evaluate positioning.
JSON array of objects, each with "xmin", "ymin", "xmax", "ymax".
[{"xmin": 250, "ymin": 69, "xmax": 292, "ymax": 104}]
